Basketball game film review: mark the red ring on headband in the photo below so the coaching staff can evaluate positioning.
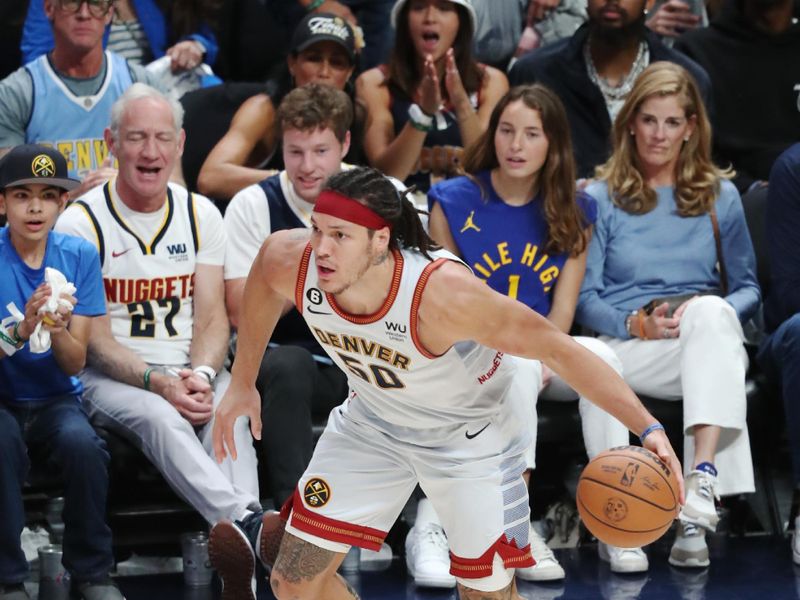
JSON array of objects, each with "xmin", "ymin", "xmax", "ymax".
[{"xmin": 313, "ymin": 190, "xmax": 393, "ymax": 230}]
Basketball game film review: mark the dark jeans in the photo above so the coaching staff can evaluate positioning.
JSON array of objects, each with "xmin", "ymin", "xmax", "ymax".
[
  {"xmin": 758, "ymin": 313, "xmax": 800, "ymax": 483},
  {"xmin": 257, "ymin": 346, "xmax": 349, "ymax": 507},
  {"xmin": 0, "ymin": 397, "xmax": 113, "ymax": 585}
]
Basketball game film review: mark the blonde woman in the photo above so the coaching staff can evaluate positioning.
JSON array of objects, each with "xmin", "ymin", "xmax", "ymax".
[{"xmin": 576, "ymin": 61, "xmax": 760, "ymax": 568}]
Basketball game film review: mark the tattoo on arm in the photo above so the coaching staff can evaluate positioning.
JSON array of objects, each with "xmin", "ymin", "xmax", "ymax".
[
  {"xmin": 457, "ymin": 580, "xmax": 514, "ymax": 600},
  {"xmin": 273, "ymin": 533, "xmax": 337, "ymax": 584}
]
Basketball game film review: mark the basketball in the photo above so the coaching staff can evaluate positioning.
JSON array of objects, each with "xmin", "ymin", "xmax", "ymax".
[{"xmin": 576, "ymin": 445, "xmax": 680, "ymax": 547}]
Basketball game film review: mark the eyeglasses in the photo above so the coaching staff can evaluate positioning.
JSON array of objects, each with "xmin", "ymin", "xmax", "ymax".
[{"xmin": 58, "ymin": 0, "xmax": 114, "ymax": 18}]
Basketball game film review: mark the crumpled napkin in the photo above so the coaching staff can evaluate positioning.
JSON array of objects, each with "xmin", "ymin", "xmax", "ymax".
[{"xmin": 9, "ymin": 268, "xmax": 77, "ymax": 354}]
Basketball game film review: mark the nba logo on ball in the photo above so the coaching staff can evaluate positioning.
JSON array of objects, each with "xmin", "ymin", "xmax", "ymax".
[{"xmin": 576, "ymin": 445, "xmax": 679, "ymax": 547}]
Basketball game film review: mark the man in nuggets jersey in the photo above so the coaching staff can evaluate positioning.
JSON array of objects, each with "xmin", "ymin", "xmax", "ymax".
[
  {"xmin": 55, "ymin": 84, "xmax": 262, "ymax": 533},
  {"xmin": 208, "ymin": 167, "xmax": 682, "ymax": 600}
]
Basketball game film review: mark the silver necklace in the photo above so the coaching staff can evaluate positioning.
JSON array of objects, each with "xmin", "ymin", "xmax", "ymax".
[{"xmin": 584, "ymin": 38, "xmax": 649, "ymax": 102}]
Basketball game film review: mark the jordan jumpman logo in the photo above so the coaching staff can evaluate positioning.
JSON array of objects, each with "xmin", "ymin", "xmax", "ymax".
[{"xmin": 460, "ymin": 211, "xmax": 481, "ymax": 233}]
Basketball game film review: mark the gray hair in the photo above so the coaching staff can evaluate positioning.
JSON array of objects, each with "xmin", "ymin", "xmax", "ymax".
[{"xmin": 109, "ymin": 83, "xmax": 185, "ymax": 141}]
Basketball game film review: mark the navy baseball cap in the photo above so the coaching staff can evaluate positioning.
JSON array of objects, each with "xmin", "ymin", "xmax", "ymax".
[
  {"xmin": 0, "ymin": 144, "xmax": 79, "ymax": 192},
  {"xmin": 290, "ymin": 13, "xmax": 357, "ymax": 63}
]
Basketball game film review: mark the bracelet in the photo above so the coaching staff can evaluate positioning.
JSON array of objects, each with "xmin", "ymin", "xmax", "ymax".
[
  {"xmin": 306, "ymin": 0, "xmax": 325, "ymax": 11},
  {"xmin": 143, "ymin": 367, "xmax": 154, "ymax": 392},
  {"xmin": 624, "ymin": 310, "xmax": 637, "ymax": 337},
  {"xmin": 637, "ymin": 308, "xmax": 649, "ymax": 340},
  {"xmin": 12, "ymin": 321, "xmax": 25, "ymax": 343},
  {"xmin": 639, "ymin": 422, "xmax": 665, "ymax": 445},
  {"xmin": 193, "ymin": 365, "xmax": 217, "ymax": 384},
  {"xmin": 0, "ymin": 327, "xmax": 20, "ymax": 349}
]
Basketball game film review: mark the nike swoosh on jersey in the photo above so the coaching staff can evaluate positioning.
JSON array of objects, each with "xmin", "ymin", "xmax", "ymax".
[
  {"xmin": 308, "ymin": 307, "xmax": 332, "ymax": 315},
  {"xmin": 111, "ymin": 248, "xmax": 133, "ymax": 258},
  {"xmin": 465, "ymin": 423, "xmax": 490, "ymax": 439}
]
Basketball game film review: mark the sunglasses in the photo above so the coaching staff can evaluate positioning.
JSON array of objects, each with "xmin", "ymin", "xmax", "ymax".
[{"xmin": 58, "ymin": 0, "xmax": 114, "ymax": 18}]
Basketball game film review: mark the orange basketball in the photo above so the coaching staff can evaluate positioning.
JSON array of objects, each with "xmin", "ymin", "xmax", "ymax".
[{"xmin": 576, "ymin": 445, "xmax": 679, "ymax": 547}]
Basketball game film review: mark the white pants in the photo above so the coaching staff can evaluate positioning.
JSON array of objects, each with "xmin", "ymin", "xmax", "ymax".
[
  {"xmin": 516, "ymin": 336, "xmax": 630, "ymax": 469},
  {"xmin": 600, "ymin": 295, "xmax": 754, "ymax": 496},
  {"xmin": 80, "ymin": 366, "xmax": 261, "ymax": 524}
]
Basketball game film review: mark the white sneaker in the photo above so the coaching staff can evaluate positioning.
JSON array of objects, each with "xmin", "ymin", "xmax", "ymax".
[
  {"xmin": 680, "ymin": 470, "xmax": 720, "ymax": 531},
  {"xmin": 598, "ymin": 542, "xmax": 648, "ymax": 573},
  {"xmin": 669, "ymin": 521, "xmax": 709, "ymax": 568},
  {"xmin": 792, "ymin": 516, "xmax": 800, "ymax": 565},
  {"xmin": 405, "ymin": 522, "xmax": 456, "ymax": 588},
  {"xmin": 516, "ymin": 522, "xmax": 565, "ymax": 581}
]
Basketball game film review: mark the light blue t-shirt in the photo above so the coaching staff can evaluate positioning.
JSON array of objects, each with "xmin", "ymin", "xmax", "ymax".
[
  {"xmin": 0, "ymin": 228, "xmax": 105, "ymax": 403},
  {"xmin": 576, "ymin": 179, "xmax": 760, "ymax": 339}
]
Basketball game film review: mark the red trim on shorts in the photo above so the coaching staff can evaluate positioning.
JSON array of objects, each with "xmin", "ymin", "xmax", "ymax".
[
  {"xmin": 449, "ymin": 535, "xmax": 534, "ymax": 579},
  {"xmin": 326, "ymin": 248, "xmax": 403, "ymax": 324},
  {"xmin": 295, "ymin": 243, "xmax": 314, "ymax": 312},
  {"xmin": 283, "ymin": 490, "xmax": 388, "ymax": 552},
  {"xmin": 410, "ymin": 258, "xmax": 450, "ymax": 359}
]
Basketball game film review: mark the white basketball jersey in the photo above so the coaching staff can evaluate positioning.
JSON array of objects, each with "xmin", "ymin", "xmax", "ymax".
[
  {"xmin": 66, "ymin": 181, "xmax": 205, "ymax": 365},
  {"xmin": 296, "ymin": 244, "xmax": 516, "ymax": 430}
]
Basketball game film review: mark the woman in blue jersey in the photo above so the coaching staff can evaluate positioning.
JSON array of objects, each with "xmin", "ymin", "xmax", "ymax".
[
  {"xmin": 356, "ymin": 0, "xmax": 508, "ymax": 193},
  {"xmin": 576, "ymin": 61, "xmax": 759, "ymax": 570},
  {"xmin": 427, "ymin": 84, "xmax": 643, "ymax": 577}
]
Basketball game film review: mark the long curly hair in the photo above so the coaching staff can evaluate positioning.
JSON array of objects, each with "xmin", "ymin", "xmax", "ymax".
[
  {"xmin": 596, "ymin": 61, "xmax": 732, "ymax": 216},
  {"xmin": 462, "ymin": 84, "xmax": 587, "ymax": 256}
]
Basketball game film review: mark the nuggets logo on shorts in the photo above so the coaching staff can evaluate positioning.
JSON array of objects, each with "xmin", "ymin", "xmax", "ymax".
[
  {"xmin": 32, "ymin": 154, "xmax": 56, "ymax": 178},
  {"xmin": 304, "ymin": 478, "xmax": 331, "ymax": 508}
]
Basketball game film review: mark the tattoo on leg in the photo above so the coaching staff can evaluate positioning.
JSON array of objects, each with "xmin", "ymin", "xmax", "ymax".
[
  {"xmin": 457, "ymin": 580, "xmax": 514, "ymax": 600},
  {"xmin": 273, "ymin": 533, "xmax": 337, "ymax": 584}
]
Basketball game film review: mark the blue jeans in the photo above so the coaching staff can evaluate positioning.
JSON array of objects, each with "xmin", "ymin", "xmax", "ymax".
[
  {"xmin": 758, "ymin": 313, "xmax": 800, "ymax": 483},
  {"xmin": 0, "ymin": 396, "xmax": 113, "ymax": 585}
]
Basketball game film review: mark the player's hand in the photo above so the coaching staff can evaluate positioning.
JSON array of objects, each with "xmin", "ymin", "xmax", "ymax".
[
  {"xmin": 641, "ymin": 302, "xmax": 680, "ymax": 340},
  {"xmin": 212, "ymin": 380, "xmax": 262, "ymax": 463},
  {"xmin": 69, "ymin": 157, "xmax": 117, "ymax": 201},
  {"xmin": 444, "ymin": 48, "xmax": 471, "ymax": 117},
  {"xmin": 642, "ymin": 429, "xmax": 685, "ymax": 505},
  {"xmin": 166, "ymin": 40, "xmax": 205, "ymax": 72},
  {"xmin": 419, "ymin": 54, "xmax": 442, "ymax": 117},
  {"xmin": 646, "ymin": 0, "xmax": 701, "ymax": 37}
]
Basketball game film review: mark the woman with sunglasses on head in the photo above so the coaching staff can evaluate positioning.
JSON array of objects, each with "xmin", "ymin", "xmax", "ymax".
[
  {"xmin": 428, "ymin": 84, "xmax": 637, "ymax": 578},
  {"xmin": 576, "ymin": 61, "xmax": 760, "ymax": 570},
  {"xmin": 356, "ymin": 0, "xmax": 508, "ymax": 193}
]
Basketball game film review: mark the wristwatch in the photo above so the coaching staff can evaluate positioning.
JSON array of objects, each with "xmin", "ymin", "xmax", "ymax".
[
  {"xmin": 193, "ymin": 365, "xmax": 217, "ymax": 384},
  {"xmin": 408, "ymin": 103, "xmax": 434, "ymax": 132}
]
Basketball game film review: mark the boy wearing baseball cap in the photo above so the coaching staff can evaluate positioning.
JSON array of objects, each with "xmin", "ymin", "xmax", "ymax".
[{"xmin": 0, "ymin": 144, "xmax": 123, "ymax": 600}]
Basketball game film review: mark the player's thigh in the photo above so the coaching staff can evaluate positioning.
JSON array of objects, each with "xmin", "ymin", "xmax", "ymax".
[{"xmin": 286, "ymin": 408, "xmax": 417, "ymax": 552}]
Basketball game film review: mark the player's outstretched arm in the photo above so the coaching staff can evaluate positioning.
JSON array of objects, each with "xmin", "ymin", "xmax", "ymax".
[
  {"xmin": 212, "ymin": 229, "xmax": 308, "ymax": 462},
  {"xmin": 420, "ymin": 262, "xmax": 684, "ymax": 501}
]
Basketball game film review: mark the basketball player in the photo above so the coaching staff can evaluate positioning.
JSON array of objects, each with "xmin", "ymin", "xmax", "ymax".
[
  {"xmin": 54, "ymin": 83, "xmax": 262, "ymax": 531},
  {"xmin": 209, "ymin": 167, "xmax": 682, "ymax": 600}
]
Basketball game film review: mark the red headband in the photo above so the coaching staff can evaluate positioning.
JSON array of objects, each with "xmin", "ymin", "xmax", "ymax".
[{"xmin": 313, "ymin": 190, "xmax": 393, "ymax": 230}]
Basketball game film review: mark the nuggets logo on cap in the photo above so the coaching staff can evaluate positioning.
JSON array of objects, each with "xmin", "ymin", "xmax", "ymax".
[
  {"xmin": 303, "ymin": 478, "xmax": 331, "ymax": 508},
  {"xmin": 32, "ymin": 154, "xmax": 56, "ymax": 178}
]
